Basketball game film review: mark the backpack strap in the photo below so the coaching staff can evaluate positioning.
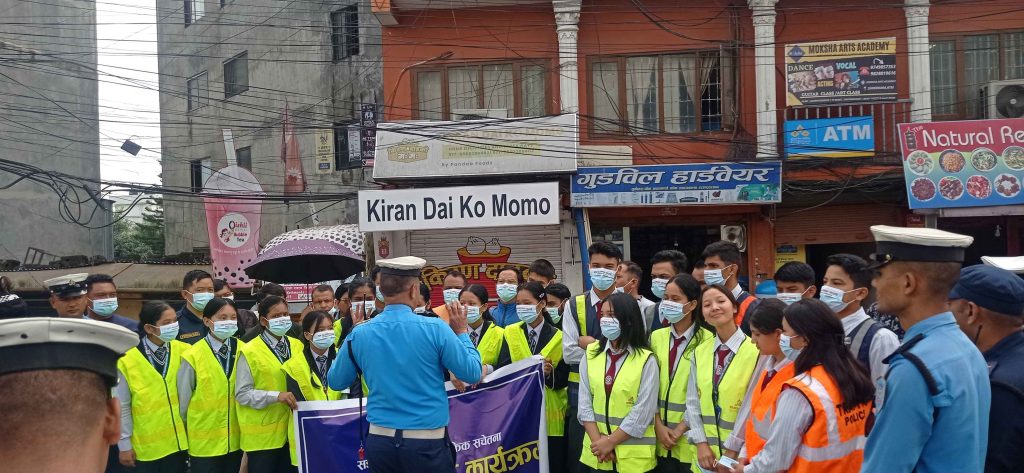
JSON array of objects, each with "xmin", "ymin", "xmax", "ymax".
[{"xmin": 850, "ymin": 318, "xmax": 882, "ymax": 371}]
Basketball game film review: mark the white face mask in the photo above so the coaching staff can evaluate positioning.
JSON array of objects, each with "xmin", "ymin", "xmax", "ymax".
[{"xmin": 311, "ymin": 330, "xmax": 334, "ymax": 350}]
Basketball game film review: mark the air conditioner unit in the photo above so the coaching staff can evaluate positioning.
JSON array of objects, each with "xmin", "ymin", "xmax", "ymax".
[
  {"xmin": 720, "ymin": 225, "xmax": 747, "ymax": 252},
  {"xmin": 984, "ymin": 80, "xmax": 1024, "ymax": 119},
  {"xmin": 452, "ymin": 108, "xmax": 509, "ymax": 121}
]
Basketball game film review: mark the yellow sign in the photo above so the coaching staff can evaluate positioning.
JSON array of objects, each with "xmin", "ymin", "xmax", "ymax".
[
  {"xmin": 775, "ymin": 244, "xmax": 806, "ymax": 270},
  {"xmin": 314, "ymin": 129, "xmax": 334, "ymax": 175}
]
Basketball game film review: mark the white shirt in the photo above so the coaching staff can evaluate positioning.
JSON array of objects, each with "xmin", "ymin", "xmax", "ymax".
[
  {"xmin": 562, "ymin": 289, "xmax": 605, "ymax": 367},
  {"xmin": 666, "ymin": 323, "xmax": 697, "ymax": 375},
  {"xmin": 841, "ymin": 308, "xmax": 899, "ymax": 409},
  {"xmin": 235, "ymin": 333, "xmax": 288, "ymax": 410},
  {"xmin": 469, "ymin": 323, "xmax": 484, "ymax": 346},
  {"xmin": 577, "ymin": 345, "xmax": 660, "ymax": 438},
  {"xmin": 684, "ymin": 328, "xmax": 752, "ymax": 445},
  {"xmin": 637, "ymin": 296, "xmax": 656, "ymax": 323},
  {"xmin": 743, "ymin": 388, "xmax": 814, "ymax": 472},
  {"xmin": 731, "ymin": 284, "xmax": 743, "ymax": 299}
]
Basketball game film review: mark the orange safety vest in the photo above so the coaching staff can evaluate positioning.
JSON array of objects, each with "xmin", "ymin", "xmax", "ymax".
[
  {"xmin": 744, "ymin": 361, "xmax": 796, "ymax": 460},
  {"xmin": 782, "ymin": 365, "xmax": 871, "ymax": 472},
  {"xmin": 733, "ymin": 294, "xmax": 756, "ymax": 328}
]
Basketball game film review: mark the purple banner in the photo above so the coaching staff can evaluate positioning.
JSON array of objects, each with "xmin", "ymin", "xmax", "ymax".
[{"xmin": 295, "ymin": 358, "xmax": 548, "ymax": 473}]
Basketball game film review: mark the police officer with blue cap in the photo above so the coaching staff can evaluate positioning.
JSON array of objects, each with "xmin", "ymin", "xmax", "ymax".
[
  {"xmin": 862, "ymin": 225, "xmax": 990, "ymax": 473},
  {"xmin": 949, "ymin": 264, "xmax": 1024, "ymax": 473},
  {"xmin": 327, "ymin": 256, "xmax": 482, "ymax": 473}
]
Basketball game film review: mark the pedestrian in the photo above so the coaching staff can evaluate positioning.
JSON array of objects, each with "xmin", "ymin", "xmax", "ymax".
[
  {"xmin": 578, "ymin": 292, "xmax": 658, "ymax": 473},
  {"xmin": 544, "ymin": 282, "xmax": 572, "ymax": 329},
  {"xmin": 283, "ymin": 310, "xmax": 342, "ymax": 467},
  {"xmin": 83, "ymin": 274, "xmax": 139, "ymax": 332},
  {"xmin": 692, "ymin": 260, "xmax": 706, "ymax": 289},
  {"xmin": 177, "ymin": 270, "xmax": 216, "ymax": 344},
  {"xmin": 948, "ymin": 264, "xmax": 1024, "ymax": 473},
  {"xmin": 115, "ymin": 300, "xmax": 189, "ymax": 472},
  {"xmin": 0, "ymin": 317, "xmax": 137, "ymax": 473},
  {"xmin": 563, "ymin": 241, "xmax": 622, "ymax": 473},
  {"xmin": 213, "ymin": 279, "xmax": 235, "ymax": 301},
  {"xmin": 334, "ymin": 282, "xmax": 351, "ymax": 321},
  {"xmin": 646, "ymin": 249, "xmax": 688, "ymax": 332},
  {"xmin": 495, "ymin": 281, "xmax": 569, "ymax": 471},
  {"xmin": 528, "ymin": 258, "xmax": 558, "ymax": 286},
  {"xmin": 822, "ymin": 253, "xmax": 899, "ymax": 408},
  {"xmin": 234, "ymin": 294, "xmax": 303, "ymax": 473},
  {"xmin": 650, "ymin": 273, "xmax": 711, "ymax": 473},
  {"xmin": 43, "ymin": 272, "xmax": 89, "ymax": 318},
  {"xmin": 493, "ymin": 265, "xmax": 525, "ymax": 327},
  {"xmin": 457, "ymin": 284, "xmax": 503, "ymax": 385},
  {"xmin": 327, "ymin": 256, "xmax": 482, "ymax": 472},
  {"xmin": 862, "ymin": 225, "xmax": 988, "ymax": 473},
  {"xmin": 334, "ymin": 277, "xmax": 377, "ymax": 342},
  {"xmin": 617, "ymin": 261, "xmax": 656, "ymax": 318},
  {"xmin": 370, "ymin": 265, "xmax": 386, "ymax": 314},
  {"xmin": 308, "ymin": 284, "xmax": 336, "ymax": 314},
  {"xmin": 241, "ymin": 293, "xmax": 303, "ymax": 343},
  {"xmin": 686, "ymin": 284, "xmax": 759, "ymax": 472},
  {"xmin": 237, "ymin": 283, "xmax": 286, "ymax": 335},
  {"xmin": 177, "ymin": 297, "xmax": 243, "ymax": 473},
  {"xmin": 431, "ymin": 269, "xmax": 468, "ymax": 322},
  {"xmin": 414, "ymin": 282, "xmax": 437, "ymax": 317},
  {"xmin": 728, "ymin": 299, "xmax": 874, "ymax": 472},
  {"xmin": 700, "ymin": 242, "xmax": 759, "ymax": 335},
  {"xmin": 772, "ymin": 262, "xmax": 816, "ymax": 305}
]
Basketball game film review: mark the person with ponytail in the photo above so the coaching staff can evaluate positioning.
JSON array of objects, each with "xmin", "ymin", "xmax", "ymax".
[
  {"xmin": 649, "ymin": 274, "xmax": 712, "ymax": 473},
  {"xmin": 446, "ymin": 284, "xmax": 502, "ymax": 392},
  {"xmin": 114, "ymin": 300, "xmax": 189, "ymax": 471},
  {"xmin": 579, "ymin": 292, "xmax": 659, "ymax": 473},
  {"xmin": 282, "ymin": 310, "xmax": 342, "ymax": 467},
  {"xmin": 178, "ymin": 297, "xmax": 243, "ymax": 473},
  {"xmin": 726, "ymin": 299, "xmax": 874, "ymax": 473}
]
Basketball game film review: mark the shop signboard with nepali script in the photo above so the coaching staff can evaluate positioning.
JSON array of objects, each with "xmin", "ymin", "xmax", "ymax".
[
  {"xmin": 294, "ymin": 358, "xmax": 548, "ymax": 473},
  {"xmin": 785, "ymin": 38, "xmax": 897, "ymax": 106},
  {"xmin": 898, "ymin": 119, "xmax": 1024, "ymax": 210},
  {"xmin": 571, "ymin": 162, "xmax": 782, "ymax": 207}
]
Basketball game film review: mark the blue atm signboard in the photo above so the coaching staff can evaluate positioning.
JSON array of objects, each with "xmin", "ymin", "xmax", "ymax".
[{"xmin": 784, "ymin": 116, "xmax": 875, "ymax": 159}]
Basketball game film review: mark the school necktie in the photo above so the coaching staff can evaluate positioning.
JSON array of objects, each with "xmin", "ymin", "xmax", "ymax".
[
  {"xmin": 604, "ymin": 351, "xmax": 626, "ymax": 395},
  {"xmin": 470, "ymin": 330, "xmax": 479, "ymax": 346},
  {"xmin": 153, "ymin": 345, "xmax": 167, "ymax": 363},
  {"xmin": 274, "ymin": 340, "xmax": 289, "ymax": 359},
  {"xmin": 713, "ymin": 345, "xmax": 731, "ymax": 386},
  {"xmin": 529, "ymin": 329, "xmax": 538, "ymax": 353},
  {"xmin": 668, "ymin": 335, "xmax": 686, "ymax": 373},
  {"xmin": 217, "ymin": 343, "xmax": 230, "ymax": 359},
  {"xmin": 316, "ymin": 355, "xmax": 328, "ymax": 378},
  {"xmin": 761, "ymin": 369, "xmax": 777, "ymax": 391}
]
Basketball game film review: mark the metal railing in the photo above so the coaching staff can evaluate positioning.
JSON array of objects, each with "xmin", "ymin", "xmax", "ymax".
[{"xmin": 783, "ymin": 99, "xmax": 912, "ymax": 164}]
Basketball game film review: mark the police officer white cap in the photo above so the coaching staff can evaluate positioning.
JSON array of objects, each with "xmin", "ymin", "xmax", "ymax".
[
  {"xmin": 42, "ymin": 272, "xmax": 89, "ymax": 298},
  {"xmin": 0, "ymin": 318, "xmax": 138, "ymax": 386},
  {"xmin": 981, "ymin": 256, "xmax": 1024, "ymax": 274},
  {"xmin": 868, "ymin": 225, "xmax": 974, "ymax": 267},
  {"xmin": 376, "ymin": 256, "xmax": 427, "ymax": 277}
]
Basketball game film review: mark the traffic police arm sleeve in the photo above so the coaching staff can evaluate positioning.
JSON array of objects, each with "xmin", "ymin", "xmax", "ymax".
[
  {"xmin": 441, "ymin": 329, "xmax": 482, "ymax": 383},
  {"xmin": 744, "ymin": 388, "xmax": 813, "ymax": 473},
  {"xmin": 617, "ymin": 355, "xmax": 660, "ymax": 439},
  {"xmin": 234, "ymin": 353, "xmax": 281, "ymax": 409},
  {"xmin": 862, "ymin": 359, "xmax": 934, "ymax": 473},
  {"xmin": 327, "ymin": 337, "xmax": 357, "ymax": 391},
  {"xmin": 176, "ymin": 359, "xmax": 197, "ymax": 423},
  {"xmin": 114, "ymin": 370, "xmax": 133, "ymax": 452},
  {"xmin": 685, "ymin": 356, "xmax": 707, "ymax": 444},
  {"xmin": 868, "ymin": 328, "xmax": 900, "ymax": 409},
  {"xmin": 562, "ymin": 299, "xmax": 584, "ymax": 365},
  {"xmin": 577, "ymin": 354, "xmax": 595, "ymax": 424}
]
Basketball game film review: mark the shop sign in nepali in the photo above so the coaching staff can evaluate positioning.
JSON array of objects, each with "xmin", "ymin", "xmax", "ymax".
[
  {"xmin": 372, "ymin": 114, "xmax": 578, "ymax": 179},
  {"xmin": 898, "ymin": 119, "xmax": 1024, "ymax": 210},
  {"xmin": 571, "ymin": 162, "xmax": 782, "ymax": 207},
  {"xmin": 358, "ymin": 182, "xmax": 559, "ymax": 232},
  {"xmin": 294, "ymin": 358, "xmax": 547, "ymax": 473},
  {"xmin": 784, "ymin": 116, "xmax": 875, "ymax": 158},
  {"xmin": 785, "ymin": 38, "xmax": 897, "ymax": 106}
]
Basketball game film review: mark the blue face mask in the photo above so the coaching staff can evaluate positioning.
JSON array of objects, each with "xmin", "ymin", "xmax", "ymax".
[
  {"xmin": 190, "ymin": 291, "xmax": 214, "ymax": 311},
  {"xmin": 651, "ymin": 278, "xmax": 668, "ymax": 299},
  {"xmin": 375, "ymin": 287, "xmax": 384, "ymax": 303},
  {"xmin": 311, "ymin": 330, "xmax": 334, "ymax": 350},
  {"xmin": 443, "ymin": 288, "xmax": 461, "ymax": 304},
  {"xmin": 779, "ymin": 334, "xmax": 802, "ymax": 362},
  {"xmin": 211, "ymin": 320, "xmax": 238, "ymax": 340},
  {"xmin": 546, "ymin": 307, "xmax": 562, "ymax": 324},
  {"xmin": 590, "ymin": 268, "xmax": 616, "ymax": 291},
  {"xmin": 267, "ymin": 316, "xmax": 292, "ymax": 337},
  {"xmin": 465, "ymin": 306, "xmax": 482, "ymax": 324},
  {"xmin": 90, "ymin": 297, "xmax": 118, "ymax": 317},
  {"xmin": 157, "ymin": 322, "xmax": 180, "ymax": 343},
  {"xmin": 516, "ymin": 304, "xmax": 539, "ymax": 325},
  {"xmin": 658, "ymin": 300, "xmax": 694, "ymax": 324},
  {"xmin": 819, "ymin": 285, "xmax": 854, "ymax": 313},
  {"xmin": 496, "ymin": 284, "xmax": 518, "ymax": 303},
  {"xmin": 600, "ymin": 317, "xmax": 621, "ymax": 341},
  {"xmin": 704, "ymin": 265, "xmax": 733, "ymax": 287}
]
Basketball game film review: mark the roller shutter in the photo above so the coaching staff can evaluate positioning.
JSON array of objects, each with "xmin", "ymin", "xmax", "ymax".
[{"xmin": 774, "ymin": 204, "xmax": 902, "ymax": 246}]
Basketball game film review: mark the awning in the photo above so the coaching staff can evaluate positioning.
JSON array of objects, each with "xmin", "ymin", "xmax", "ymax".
[{"xmin": 2, "ymin": 263, "xmax": 214, "ymax": 294}]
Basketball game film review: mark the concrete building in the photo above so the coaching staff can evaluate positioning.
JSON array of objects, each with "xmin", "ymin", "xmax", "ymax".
[
  {"xmin": 0, "ymin": 0, "xmax": 111, "ymax": 265},
  {"xmin": 156, "ymin": 0, "xmax": 382, "ymax": 255}
]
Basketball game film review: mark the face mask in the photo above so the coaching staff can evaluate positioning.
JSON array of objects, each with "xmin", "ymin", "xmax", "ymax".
[
  {"xmin": 776, "ymin": 292, "xmax": 803, "ymax": 306},
  {"xmin": 651, "ymin": 278, "xmax": 668, "ymax": 299},
  {"xmin": 157, "ymin": 322, "xmax": 179, "ymax": 343},
  {"xmin": 465, "ymin": 305, "xmax": 482, "ymax": 324},
  {"xmin": 443, "ymin": 288, "xmax": 461, "ymax": 304},
  {"xmin": 375, "ymin": 287, "xmax": 384, "ymax": 302},
  {"xmin": 590, "ymin": 268, "xmax": 616, "ymax": 291},
  {"xmin": 613, "ymin": 286, "xmax": 625, "ymax": 294},
  {"xmin": 704, "ymin": 266, "xmax": 732, "ymax": 287},
  {"xmin": 311, "ymin": 330, "xmax": 334, "ymax": 350},
  {"xmin": 546, "ymin": 307, "xmax": 562, "ymax": 324},
  {"xmin": 659, "ymin": 300, "xmax": 689, "ymax": 324},
  {"xmin": 329, "ymin": 307, "xmax": 338, "ymax": 316},
  {"xmin": 779, "ymin": 334, "xmax": 802, "ymax": 362},
  {"xmin": 351, "ymin": 302, "xmax": 369, "ymax": 317},
  {"xmin": 819, "ymin": 285, "xmax": 854, "ymax": 313},
  {"xmin": 223, "ymin": 294, "xmax": 234, "ymax": 301},
  {"xmin": 600, "ymin": 317, "xmax": 622, "ymax": 341},
  {"xmin": 517, "ymin": 304, "xmax": 539, "ymax": 325},
  {"xmin": 413, "ymin": 306, "xmax": 426, "ymax": 314},
  {"xmin": 190, "ymin": 291, "xmax": 214, "ymax": 311},
  {"xmin": 267, "ymin": 316, "xmax": 292, "ymax": 337},
  {"xmin": 211, "ymin": 320, "xmax": 238, "ymax": 340},
  {"xmin": 496, "ymin": 284, "xmax": 518, "ymax": 302},
  {"xmin": 90, "ymin": 297, "xmax": 118, "ymax": 317}
]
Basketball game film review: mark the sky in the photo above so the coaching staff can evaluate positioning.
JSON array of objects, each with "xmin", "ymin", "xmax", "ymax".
[{"xmin": 96, "ymin": 0, "xmax": 163, "ymax": 185}]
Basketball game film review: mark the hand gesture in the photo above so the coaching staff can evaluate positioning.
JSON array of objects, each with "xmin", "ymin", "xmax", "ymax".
[
  {"xmin": 450, "ymin": 371, "xmax": 467, "ymax": 393},
  {"xmin": 447, "ymin": 302, "xmax": 469, "ymax": 335},
  {"xmin": 591, "ymin": 435, "xmax": 616, "ymax": 462}
]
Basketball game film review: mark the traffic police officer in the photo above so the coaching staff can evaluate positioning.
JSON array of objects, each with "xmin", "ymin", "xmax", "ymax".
[
  {"xmin": 948, "ymin": 263, "xmax": 1024, "ymax": 473},
  {"xmin": 863, "ymin": 225, "xmax": 990, "ymax": 473},
  {"xmin": 327, "ymin": 256, "xmax": 482, "ymax": 473},
  {"xmin": 44, "ymin": 272, "xmax": 89, "ymax": 318}
]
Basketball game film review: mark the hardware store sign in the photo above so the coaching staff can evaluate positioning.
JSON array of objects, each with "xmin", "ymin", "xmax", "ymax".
[
  {"xmin": 571, "ymin": 162, "xmax": 781, "ymax": 207},
  {"xmin": 785, "ymin": 38, "xmax": 897, "ymax": 106}
]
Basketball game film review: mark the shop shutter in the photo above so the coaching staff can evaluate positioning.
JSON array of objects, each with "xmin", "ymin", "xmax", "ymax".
[
  {"xmin": 774, "ymin": 204, "xmax": 902, "ymax": 246},
  {"xmin": 410, "ymin": 225, "xmax": 563, "ymax": 304}
]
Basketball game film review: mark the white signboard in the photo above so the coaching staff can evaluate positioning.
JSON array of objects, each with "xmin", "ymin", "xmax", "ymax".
[
  {"xmin": 372, "ymin": 114, "xmax": 578, "ymax": 179},
  {"xmin": 358, "ymin": 182, "xmax": 559, "ymax": 232}
]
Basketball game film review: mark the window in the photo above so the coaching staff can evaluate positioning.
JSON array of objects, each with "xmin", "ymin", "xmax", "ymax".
[
  {"xmin": 187, "ymin": 72, "xmax": 208, "ymax": 112},
  {"xmin": 334, "ymin": 123, "xmax": 359, "ymax": 169},
  {"xmin": 930, "ymin": 31, "xmax": 1024, "ymax": 119},
  {"xmin": 413, "ymin": 62, "xmax": 548, "ymax": 120},
  {"xmin": 224, "ymin": 52, "xmax": 249, "ymax": 98},
  {"xmin": 184, "ymin": 0, "xmax": 205, "ymax": 25},
  {"xmin": 331, "ymin": 6, "xmax": 360, "ymax": 61},
  {"xmin": 190, "ymin": 158, "xmax": 211, "ymax": 192},
  {"xmin": 235, "ymin": 147, "xmax": 251, "ymax": 171},
  {"xmin": 589, "ymin": 50, "xmax": 733, "ymax": 135}
]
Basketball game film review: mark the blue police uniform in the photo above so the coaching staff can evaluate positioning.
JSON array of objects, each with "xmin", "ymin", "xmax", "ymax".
[{"xmin": 175, "ymin": 303, "xmax": 207, "ymax": 344}]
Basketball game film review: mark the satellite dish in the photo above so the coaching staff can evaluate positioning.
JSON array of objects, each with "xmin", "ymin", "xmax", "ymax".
[
  {"xmin": 720, "ymin": 225, "xmax": 747, "ymax": 252},
  {"xmin": 996, "ymin": 85, "xmax": 1024, "ymax": 118}
]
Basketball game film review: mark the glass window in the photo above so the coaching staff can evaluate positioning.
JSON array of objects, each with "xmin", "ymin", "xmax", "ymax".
[
  {"xmin": 964, "ymin": 35, "xmax": 999, "ymax": 118},
  {"xmin": 929, "ymin": 41, "xmax": 957, "ymax": 116},
  {"xmin": 185, "ymin": 0, "xmax": 204, "ymax": 24},
  {"xmin": 224, "ymin": 52, "xmax": 249, "ymax": 98},
  {"xmin": 186, "ymin": 72, "xmax": 208, "ymax": 112},
  {"xmin": 1005, "ymin": 32, "xmax": 1024, "ymax": 80},
  {"xmin": 235, "ymin": 146, "xmax": 251, "ymax": 171},
  {"xmin": 521, "ymin": 65, "xmax": 546, "ymax": 117},
  {"xmin": 591, "ymin": 62, "xmax": 621, "ymax": 133},
  {"xmin": 626, "ymin": 56, "xmax": 659, "ymax": 134},
  {"xmin": 482, "ymin": 64, "xmax": 513, "ymax": 112},
  {"xmin": 190, "ymin": 158, "xmax": 211, "ymax": 192},
  {"xmin": 331, "ymin": 6, "xmax": 359, "ymax": 61},
  {"xmin": 412, "ymin": 63, "xmax": 548, "ymax": 120},
  {"xmin": 416, "ymin": 71, "xmax": 443, "ymax": 121}
]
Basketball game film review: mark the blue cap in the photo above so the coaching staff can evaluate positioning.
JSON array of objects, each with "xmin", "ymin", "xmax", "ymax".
[
  {"xmin": 949, "ymin": 265, "xmax": 1024, "ymax": 317},
  {"xmin": 755, "ymin": 280, "xmax": 778, "ymax": 298}
]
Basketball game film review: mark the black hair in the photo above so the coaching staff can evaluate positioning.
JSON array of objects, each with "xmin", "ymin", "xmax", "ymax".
[
  {"xmin": 701, "ymin": 241, "xmax": 742, "ymax": 266},
  {"xmin": 213, "ymin": 279, "xmax": 229, "ymax": 293},
  {"xmin": 460, "ymin": 284, "xmax": 493, "ymax": 321},
  {"xmin": 202, "ymin": 297, "xmax": 236, "ymax": 319},
  {"xmin": 748, "ymin": 298, "xmax": 786, "ymax": 333},
  {"xmin": 774, "ymin": 262, "xmax": 816, "ymax": 287},
  {"xmin": 700, "ymin": 284, "xmax": 740, "ymax": 329},
  {"xmin": 667, "ymin": 274, "xmax": 710, "ymax": 359},
  {"xmin": 528, "ymin": 259, "xmax": 557, "ymax": 280},
  {"xmin": 369, "ymin": 266, "xmax": 382, "ymax": 282},
  {"xmin": 84, "ymin": 274, "xmax": 115, "ymax": 292},
  {"xmin": 826, "ymin": 253, "xmax": 872, "ymax": 289},
  {"xmin": 694, "ymin": 259, "xmax": 706, "ymax": 270},
  {"xmin": 347, "ymin": 277, "xmax": 376, "ymax": 299},
  {"xmin": 312, "ymin": 284, "xmax": 334, "ymax": 296},
  {"xmin": 651, "ymin": 250, "xmax": 688, "ymax": 275},
  {"xmin": 620, "ymin": 261, "xmax": 644, "ymax": 280},
  {"xmin": 496, "ymin": 265, "xmax": 525, "ymax": 285},
  {"xmin": 138, "ymin": 300, "xmax": 174, "ymax": 337},
  {"xmin": 517, "ymin": 281, "xmax": 546, "ymax": 303},
  {"xmin": 334, "ymin": 282, "xmax": 350, "ymax": 300},
  {"xmin": 588, "ymin": 241, "xmax": 623, "ymax": 261},
  {"xmin": 784, "ymin": 299, "xmax": 875, "ymax": 410},
  {"xmin": 257, "ymin": 283, "xmax": 286, "ymax": 301},
  {"xmin": 301, "ymin": 310, "xmax": 333, "ymax": 344},
  {"xmin": 903, "ymin": 261, "xmax": 963, "ymax": 297},
  {"xmin": 591, "ymin": 293, "xmax": 650, "ymax": 357},
  {"xmin": 419, "ymin": 282, "xmax": 431, "ymax": 304},
  {"xmin": 257, "ymin": 295, "xmax": 288, "ymax": 319},
  {"xmin": 379, "ymin": 274, "xmax": 417, "ymax": 298},
  {"xmin": 545, "ymin": 282, "xmax": 571, "ymax": 302},
  {"xmin": 443, "ymin": 269, "xmax": 469, "ymax": 285},
  {"xmin": 182, "ymin": 270, "xmax": 214, "ymax": 290}
]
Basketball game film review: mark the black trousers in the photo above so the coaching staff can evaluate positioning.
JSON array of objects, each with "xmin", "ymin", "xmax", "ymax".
[
  {"xmin": 133, "ymin": 450, "xmax": 187, "ymax": 473},
  {"xmin": 189, "ymin": 451, "xmax": 243, "ymax": 473},
  {"xmin": 548, "ymin": 435, "xmax": 567, "ymax": 473},
  {"xmin": 365, "ymin": 431, "xmax": 456, "ymax": 473},
  {"xmin": 654, "ymin": 455, "xmax": 691, "ymax": 473},
  {"xmin": 565, "ymin": 403, "xmax": 585, "ymax": 473},
  {"xmin": 105, "ymin": 445, "xmax": 127, "ymax": 473},
  {"xmin": 245, "ymin": 446, "xmax": 296, "ymax": 473}
]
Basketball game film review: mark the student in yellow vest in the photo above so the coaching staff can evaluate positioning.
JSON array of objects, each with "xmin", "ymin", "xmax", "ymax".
[
  {"xmin": 495, "ymin": 281, "xmax": 570, "ymax": 471},
  {"xmin": 579, "ymin": 292, "xmax": 659, "ymax": 473},
  {"xmin": 457, "ymin": 284, "xmax": 504, "ymax": 382},
  {"xmin": 725, "ymin": 299, "xmax": 874, "ymax": 473},
  {"xmin": 115, "ymin": 300, "xmax": 189, "ymax": 472},
  {"xmin": 544, "ymin": 282, "xmax": 572, "ymax": 331},
  {"xmin": 177, "ymin": 297, "xmax": 243, "ymax": 473},
  {"xmin": 685, "ymin": 285, "xmax": 759, "ymax": 473},
  {"xmin": 283, "ymin": 310, "xmax": 342, "ymax": 466},
  {"xmin": 334, "ymin": 277, "xmax": 377, "ymax": 348},
  {"xmin": 234, "ymin": 295, "xmax": 304, "ymax": 473},
  {"xmin": 650, "ymin": 274, "xmax": 713, "ymax": 473}
]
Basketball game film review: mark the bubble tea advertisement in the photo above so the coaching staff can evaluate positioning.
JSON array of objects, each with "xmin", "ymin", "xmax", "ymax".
[
  {"xmin": 898, "ymin": 119, "xmax": 1024, "ymax": 210},
  {"xmin": 203, "ymin": 166, "xmax": 264, "ymax": 288}
]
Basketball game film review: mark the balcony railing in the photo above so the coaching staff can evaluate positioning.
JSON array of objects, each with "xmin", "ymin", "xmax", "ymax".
[{"xmin": 783, "ymin": 99, "xmax": 912, "ymax": 164}]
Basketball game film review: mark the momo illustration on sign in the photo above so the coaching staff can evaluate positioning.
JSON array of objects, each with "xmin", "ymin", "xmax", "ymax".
[
  {"xmin": 784, "ymin": 116, "xmax": 874, "ymax": 159},
  {"xmin": 571, "ymin": 162, "xmax": 781, "ymax": 207},
  {"xmin": 420, "ymin": 236, "xmax": 532, "ymax": 306},
  {"xmin": 358, "ymin": 182, "xmax": 559, "ymax": 232}
]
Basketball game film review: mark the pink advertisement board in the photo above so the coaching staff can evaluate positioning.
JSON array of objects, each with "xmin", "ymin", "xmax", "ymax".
[{"xmin": 203, "ymin": 166, "xmax": 264, "ymax": 288}]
